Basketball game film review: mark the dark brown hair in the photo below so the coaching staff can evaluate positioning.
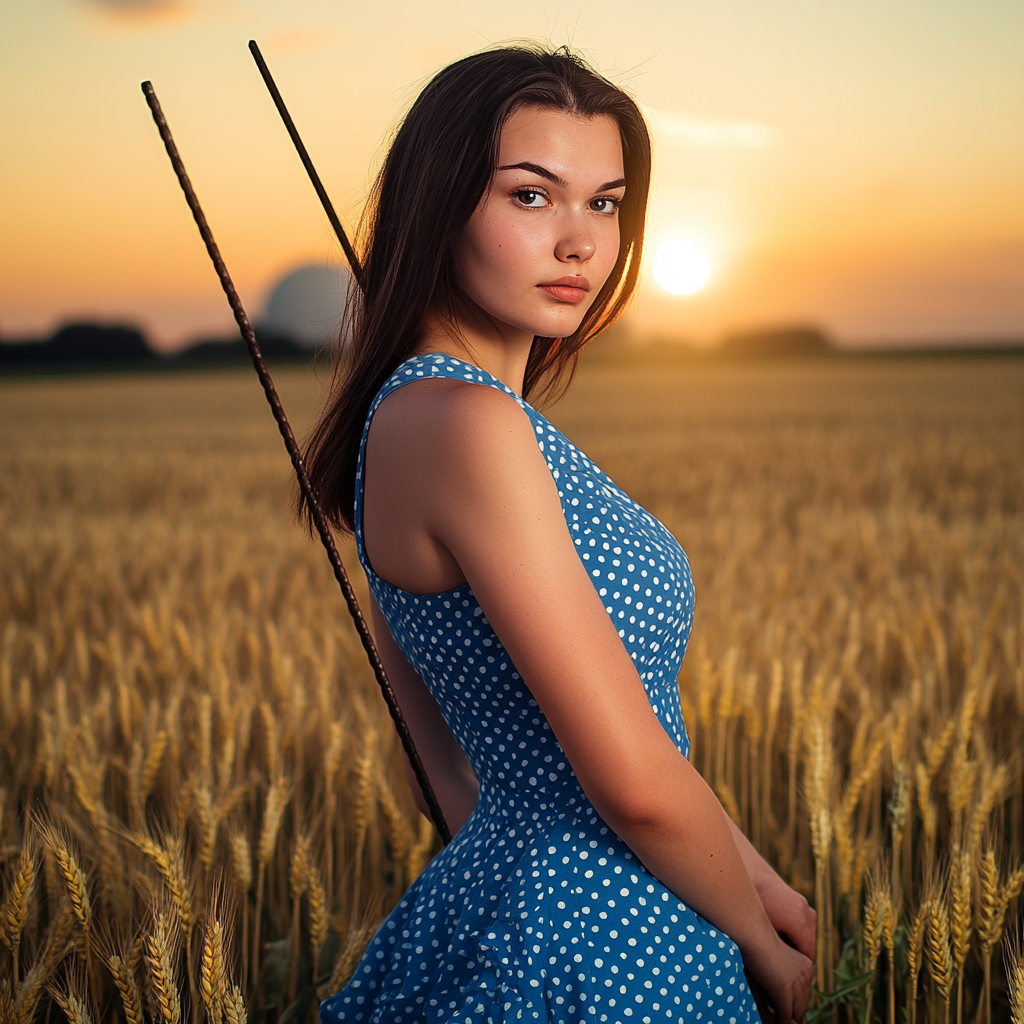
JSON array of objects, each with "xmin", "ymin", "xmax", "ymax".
[{"xmin": 301, "ymin": 43, "xmax": 651, "ymax": 534}]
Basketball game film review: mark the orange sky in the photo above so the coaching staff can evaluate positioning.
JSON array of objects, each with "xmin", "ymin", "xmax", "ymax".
[{"xmin": 1, "ymin": 0, "xmax": 1022, "ymax": 349}]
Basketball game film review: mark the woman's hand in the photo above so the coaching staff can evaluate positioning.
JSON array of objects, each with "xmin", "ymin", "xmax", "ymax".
[
  {"xmin": 724, "ymin": 818, "xmax": 817, "ymax": 963},
  {"xmin": 757, "ymin": 874, "xmax": 817, "ymax": 963},
  {"xmin": 721, "ymin": 817, "xmax": 816, "ymax": 1018},
  {"xmin": 745, "ymin": 936, "xmax": 815, "ymax": 1023}
]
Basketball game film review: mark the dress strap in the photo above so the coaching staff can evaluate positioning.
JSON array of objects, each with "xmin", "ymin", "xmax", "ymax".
[{"xmin": 353, "ymin": 353, "xmax": 529, "ymax": 583}]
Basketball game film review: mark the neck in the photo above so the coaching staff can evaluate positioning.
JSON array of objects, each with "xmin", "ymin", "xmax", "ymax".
[{"xmin": 414, "ymin": 297, "xmax": 535, "ymax": 395}]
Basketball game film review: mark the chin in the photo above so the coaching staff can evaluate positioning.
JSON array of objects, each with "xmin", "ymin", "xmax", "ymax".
[
  {"xmin": 527, "ymin": 312, "xmax": 590, "ymax": 340},
  {"xmin": 489, "ymin": 297, "xmax": 591, "ymax": 341}
]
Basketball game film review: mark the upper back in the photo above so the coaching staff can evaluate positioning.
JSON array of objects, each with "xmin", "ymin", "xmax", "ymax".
[{"xmin": 360, "ymin": 356, "xmax": 539, "ymax": 595}]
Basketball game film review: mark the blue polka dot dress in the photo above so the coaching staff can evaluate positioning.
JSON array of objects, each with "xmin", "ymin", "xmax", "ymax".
[{"xmin": 320, "ymin": 354, "xmax": 759, "ymax": 1024}]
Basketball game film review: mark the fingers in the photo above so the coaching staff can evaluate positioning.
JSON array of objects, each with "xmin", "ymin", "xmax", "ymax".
[
  {"xmin": 790, "ymin": 921, "xmax": 816, "ymax": 964},
  {"xmin": 781, "ymin": 901, "xmax": 817, "ymax": 963}
]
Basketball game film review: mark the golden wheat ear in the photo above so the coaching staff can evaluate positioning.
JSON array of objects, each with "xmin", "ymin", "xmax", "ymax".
[
  {"xmin": 1004, "ymin": 926, "xmax": 1024, "ymax": 1024},
  {"xmin": 144, "ymin": 906, "xmax": 182, "ymax": 1024},
  {"xmin": 47, "ymin": 959, "xmax": 94, "ymax": 1024},
  {"xmin": 34, "ymin": 818, "xmax": 92, "ymax": 942},
  {"xmin": 1, "ymin": 838, "xmax": 36, "ymax": 990},
  {"xmin": 922, "ymin": 862, "xmax": 955, "ymax": 1015}
]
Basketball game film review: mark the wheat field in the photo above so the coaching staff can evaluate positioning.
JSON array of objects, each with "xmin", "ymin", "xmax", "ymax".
[{"xmin": 1, "ymin": 353, "xmax": 1022, "ymax": 1023}]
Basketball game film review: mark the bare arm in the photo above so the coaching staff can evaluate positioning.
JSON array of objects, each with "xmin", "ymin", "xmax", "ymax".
[
  {"xmin": 727, "ymin": 817, "xmax": 817, "ymax": 962},
  {"xmin": 368, "ymin": 597, "xmax": 479, "ymax": 834},
  {"xmin": 372, "ymin": 382, "xmax": 813, "ymax": 1021}
]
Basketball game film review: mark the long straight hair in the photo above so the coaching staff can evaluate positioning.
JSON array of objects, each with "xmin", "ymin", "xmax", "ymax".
[{"xmin": 301, "ymin": 44, "xmax": 652, "ymax": 534}]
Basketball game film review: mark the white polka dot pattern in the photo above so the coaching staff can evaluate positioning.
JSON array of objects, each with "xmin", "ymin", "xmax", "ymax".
[{"xmin": 320, "ymin": 354, "xmax": 758, "ymax": 1023}]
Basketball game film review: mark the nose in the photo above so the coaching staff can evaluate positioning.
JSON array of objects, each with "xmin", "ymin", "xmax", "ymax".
[{"xmin": 554, "ymin": 211, "xmax": 595, "ymax": 265}]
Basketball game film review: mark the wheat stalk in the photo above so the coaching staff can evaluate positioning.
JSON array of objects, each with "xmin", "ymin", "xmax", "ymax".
[
  {"xmin": 140, "ymin": 730, "xmax": 168, "ymax": 803},
  {"xmin": 906, "ymin": 901, "xmax": 927, "ymax": 1024},
  {"xmin": 883, "ymin": 884, "xmax": 896, "ymax": 1024},
  {"xmin": 228, "ymin": 830, "xmax": 253, "ymax": 897},
  {"xmin": 927, "ymin": 891, "xmax": 954, "ymax": 1023},
  {"xmin": 287, "ymin": 832, "xmax": 311, "ymax": 1001},
  {"xmin": 2, "ymin": 842, "xmax": 34, "ymax": 991},
  {"xmin": 967, "ymin": 762, "xmax": 1009, "ymax": 859},
  {"xmin": 806, "ymin": 713, "xmax": 833, "ymax": 993},
  {"xmin": 889, "ymin": 763, "xmax": 910, "ymax": 912},
  {"xmin": 377, "ymin": 769, "xmax": 414, "ymax": 869},
  {"xmin": 48, "ymin": 971, "xmax": 93, "ymax": 1024},
  {"xmin": 406, "ymin": 814, "xmax": 436, "ymax": 886},
  {"xmin": 322, "ymin": 719, "xmax": 345, "ymax": 899},
  {"xmin": 861, "ymin": 867, "xmax": 889, "ymax": 1024},
  {"xmin": 1005, "ymin": 927, "xmax": 1024, "ymax": 1024},
  {"xmin": 108, "ymin": 953, "xmax": 145, "ymax": 1024},
  {"xmin": 228, "ymin": 830, "xmax": 251, "ymax": 990},
  {"xmin": 40, "ymin": 825, "xmax": 91, "ymax": 941},
  {"xmin": 195, "ymin": 784, "xmax": 219, "ymax": 872},
  {"xmin": 257, "ymin": 776, "xmax": 288, "ymax": 870},
  {"xmin": 977, "ymin": 848, "xmax": 1000, "ymax": 1018},
  {"xmin": 201, "ymin": 917, "xmax": 225, "ymax": 1024},
  {"xmin": 761, "ymin": 657, "xmax": 784, "ymax": 844},
  {"xmin": 949, "ymin": 850, "xmax": 972, "ymax": 1024},
  {"xmin": 915, "ymin": 761, "xmax": 938, "ymax": 864},
  {"xmin": 127, "ymin": 832, "xmax": 194, "ymax": 932},
  {"xmin": 258, "ymin": 702, "xmax": 278, "ymax": 782},
  {"xmin": 327, "ymin": 924, "xmax": 374, "ymax": 994},
  {"xmin": 145, "ymin": 912, "xmax": 182, "ymax": 1024},
  {"xmin": 224, "ymin": 985, "xmax": 247, "ymax": 1024},
  {"xmin": 978, "ymin": 846, "xmax": 1024, "ymax": 1024},
  {"xmin": 350, "ymin": 732, "xmax": 377, "ymax": 931},
  {"xmin": 14, "ymin": 906, "xmax": 74, "ymax": 1024},
  {"xmin": 0, "ymin": 978, "xmax": 12, "ymax": 1024},
  {"xmin": 308, "ymin": 862, "xmax": 329, "ymax": 978},
  {"xmin": 252, "ymin": 774, "xmax": 289, "ymax": 984}
]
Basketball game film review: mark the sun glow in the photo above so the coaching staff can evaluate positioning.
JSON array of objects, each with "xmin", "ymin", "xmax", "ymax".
[{"xmin": 653, "ymin": 240, "xmax": 711, "ymax": 295}]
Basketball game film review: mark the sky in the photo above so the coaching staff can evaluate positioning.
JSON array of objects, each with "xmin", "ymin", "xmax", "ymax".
[{"xmin": 1, "ymin": 0, "xmax": 1022, "ymax": 350}]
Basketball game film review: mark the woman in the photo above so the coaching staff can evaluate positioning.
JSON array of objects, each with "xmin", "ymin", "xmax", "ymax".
[{"xmin": 307, "ymin": 45, "xmax": 816, "ymax": 1024}]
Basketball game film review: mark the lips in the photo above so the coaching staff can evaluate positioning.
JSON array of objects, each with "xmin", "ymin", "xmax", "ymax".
[{"xmin": 538, "ymin": 276, "xmax": 591, "ymax": 304}]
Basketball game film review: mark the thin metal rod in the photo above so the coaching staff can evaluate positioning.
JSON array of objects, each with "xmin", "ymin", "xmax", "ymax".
[
  {"xmin": 247, "ymin": 40, "xmax": 363, "ymax": 284},
  {"xmin": 140, "ymin": 81, "xmax": 451, "ymax": 846}
]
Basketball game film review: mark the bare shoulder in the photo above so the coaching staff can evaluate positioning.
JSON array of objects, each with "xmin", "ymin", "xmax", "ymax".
[
  {"xmin": 364, "ymin": 374, "xmax": 558, "ymax": 592},
  {"xmin": 370, "ymin": 377, "xmax": 540, "ymax": 470}
]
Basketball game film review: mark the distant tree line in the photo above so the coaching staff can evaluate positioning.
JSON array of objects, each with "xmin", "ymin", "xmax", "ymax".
[
  {"xmin": 586, "ymin": 322, "xmax": 835, "ymax": 357},
  {"xmin": 4, "ymin": 320, "xmax": 1018, "ymax": 373},
  {"xmin": 716, "ymin": 325, "xmax": 831, "ymax": 356},
  {"xmin": 0, "ymin": 322, "xmax": 320, "ymax": 372}
]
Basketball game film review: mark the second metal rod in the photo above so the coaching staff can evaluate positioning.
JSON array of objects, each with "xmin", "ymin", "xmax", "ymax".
[{"xmin": 248, "ymin": 39, "xmax": 363, "ymax": 283}]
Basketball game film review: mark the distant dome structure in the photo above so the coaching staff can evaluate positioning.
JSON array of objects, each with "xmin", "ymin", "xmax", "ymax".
[{"xmin": 262, "ymin": 263, "xmax": 353, "ymax": 347}]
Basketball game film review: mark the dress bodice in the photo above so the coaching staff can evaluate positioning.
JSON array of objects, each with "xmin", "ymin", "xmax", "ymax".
[{"xmin": 354, "ymin": 354, "xmax": 694, "ymax": 814}]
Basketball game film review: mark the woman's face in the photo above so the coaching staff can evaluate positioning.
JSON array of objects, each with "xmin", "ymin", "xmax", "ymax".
[{"xmin": 453, "ymin": 104, "xmax": 625, "ymax": 341}]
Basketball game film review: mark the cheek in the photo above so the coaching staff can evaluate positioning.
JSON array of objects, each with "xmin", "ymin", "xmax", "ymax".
[
  {"xmin": 595, "ymin": 220, "xmax": 621, "ymax": 277},
  {"xmin": 461, "ymin": 209, "xmax": 548, "ymax": 281}
]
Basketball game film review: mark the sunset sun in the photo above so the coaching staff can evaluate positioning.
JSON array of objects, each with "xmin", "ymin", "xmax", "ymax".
[{"xmin": 653, "ymin": 239, "xmax": 710, "ymax": 296}]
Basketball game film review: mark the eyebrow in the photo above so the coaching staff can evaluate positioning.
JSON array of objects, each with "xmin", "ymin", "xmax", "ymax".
[{"xmin": 496, "ymin": 161, "xmax": 626, "ymax": 192}]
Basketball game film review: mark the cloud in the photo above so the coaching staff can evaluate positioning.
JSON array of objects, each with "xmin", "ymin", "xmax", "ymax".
[
  {"xmin": 646, "ymin": 107, "xmax": 777, "ymax": 150},
  {"xmin": 89, "ymin": 0, "xmax": 181, "ymax": 9},
  {"xmin": 83, "ymin": 0, "xmax": 195, "ymax": 25}
]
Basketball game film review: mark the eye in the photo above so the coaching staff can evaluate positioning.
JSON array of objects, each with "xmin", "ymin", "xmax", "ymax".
[
  {"xmin": 513, "ymin": 189, "xmax": 548, "ymax": 209},
  {"xmin": 591, "ymin": 197, "xmax": 621, "ymax": 214}
]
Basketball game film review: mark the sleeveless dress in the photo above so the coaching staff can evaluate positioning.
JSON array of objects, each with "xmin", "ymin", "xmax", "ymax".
[{"xmin": 320, "ymin": 354, "xmax": 759, "ymax": 1024}]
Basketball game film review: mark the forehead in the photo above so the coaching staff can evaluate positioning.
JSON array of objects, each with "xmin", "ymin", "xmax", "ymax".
[{"xmin": 497, "ymin": 105, "xmax": 623, "ymax": 177}]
